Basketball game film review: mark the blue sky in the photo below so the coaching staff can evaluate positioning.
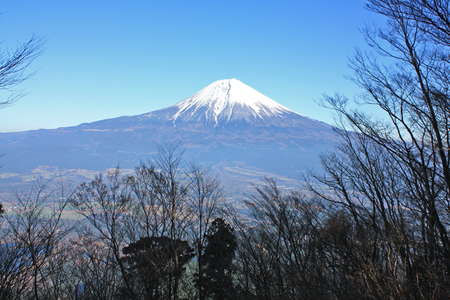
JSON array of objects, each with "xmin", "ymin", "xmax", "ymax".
[{"xmin": 1, "ymin": 0, "xmax": 381, "ymax": 132}]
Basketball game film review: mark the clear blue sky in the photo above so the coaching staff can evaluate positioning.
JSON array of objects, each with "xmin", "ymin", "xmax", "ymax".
[{"xmin": 1, "ymin": 0, "xmax": 381, "ymax": 132}]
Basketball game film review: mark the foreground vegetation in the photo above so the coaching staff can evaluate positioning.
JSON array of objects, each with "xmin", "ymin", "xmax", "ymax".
[
  {"xmin": 0, "ymin": 0, "xmax": 448, "ymax": 299},
  {"xmin": 0, "ymin": 139, "xmax": 448, "ymax": 300}
]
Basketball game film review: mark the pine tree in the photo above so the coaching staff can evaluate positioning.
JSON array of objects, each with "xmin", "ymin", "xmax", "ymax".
[
  {"xmin": 121, "ymin": 236, "xmax": 194, "ymax": 300},
  {"xmin": 198, "ymin": 218, "xmax": 237, "ymax": 300}
]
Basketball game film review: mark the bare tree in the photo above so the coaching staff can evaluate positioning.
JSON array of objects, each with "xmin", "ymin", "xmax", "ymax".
[
  {"xmin": 1, "ymin": 182, "xmax": 70, "ymax": 300},
  {"xmin": 230, "ymin": 180, "xmax": 331, "ymax": 300},
  {"xmin": 311, "ymin": 0, "xmax": 449, "ymax": 299},
  {"xmin": 71, "ymin": 148, "xmax": 224, "ymax": 300},
  {"xmin": 186, "ymin": 165, "xmax": 223, "ymax": 300},
  {"xmin": 0, "ymin": 36, "xmax": 42, "ymax": 106},
  {"xmin": 0, "ymin": 21, "xmax": 43, "ymax": 221},
  {"xmin": 70, "ymin": 169, "xmax": 136, "ymax": 298},
  {"xmin": 69, "ymin": 231, "xmax": 123, "ymax": 300},
  {"xmin": 0, "ymin": 226, "xmax": 34, "ymax": 300}
]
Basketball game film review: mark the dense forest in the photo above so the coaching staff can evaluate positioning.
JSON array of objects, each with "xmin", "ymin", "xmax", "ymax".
[{"xmin": 0, "ymin": 0, "xmax": 449, "ymax": 299}]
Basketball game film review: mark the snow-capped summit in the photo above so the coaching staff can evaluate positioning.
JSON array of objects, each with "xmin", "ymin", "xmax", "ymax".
[
  {"xmin": 170, "ymin": 79, "xmax": 296, "ymax": 125},
  {"xmin": 140, "ymin": 78, "xmax": 324, "ymax": 128}
]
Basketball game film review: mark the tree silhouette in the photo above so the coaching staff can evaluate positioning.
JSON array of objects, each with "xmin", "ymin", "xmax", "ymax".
[
  {"xmin": 0, "ymin": 36, "xmax": 41, "ymax": 106},
  {"xmin": 313, "ymin": 0, "xmax": 449, "ymax": 299},
  {"xmin": 197, "ymin": 218, "xmax": 236, "ymax": 300},
  {"xmin": 121, "ymin": 236, "xmax": 193, "ymax": 300}
]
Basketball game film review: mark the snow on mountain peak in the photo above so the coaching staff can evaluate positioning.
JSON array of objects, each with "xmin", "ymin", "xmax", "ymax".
[{"xmin": 172, "ymin": 79, "xmax": 294, "ymax": 125}]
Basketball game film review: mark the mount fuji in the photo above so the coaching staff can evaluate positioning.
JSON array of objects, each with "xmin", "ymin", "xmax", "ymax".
[{"xmin": 0, "ymin": 79, "xmax": 338, "ymax": 194}]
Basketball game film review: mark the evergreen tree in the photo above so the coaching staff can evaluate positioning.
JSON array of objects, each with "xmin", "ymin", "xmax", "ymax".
[
  {"xmin": 198, "ymin": 218, "xmax": 236, "ymax": 300},
  {"xmin": 121, "ymin": 236, "xmax": 194, "ymax": 300}
]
